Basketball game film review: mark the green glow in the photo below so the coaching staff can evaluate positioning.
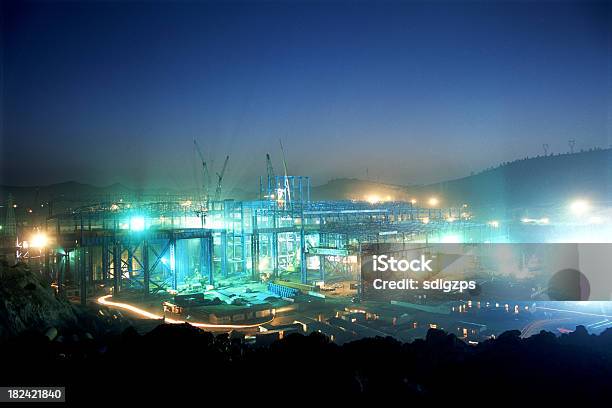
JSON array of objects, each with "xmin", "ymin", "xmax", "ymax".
[{"xmin": 129, "ymin": 216, "xmax": 146, "ymax": 231}]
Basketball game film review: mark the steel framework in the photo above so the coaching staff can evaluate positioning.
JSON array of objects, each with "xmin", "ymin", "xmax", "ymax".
[{"xmin": 41, "ymin": 178, "xmax": 492, "ymax": 304}]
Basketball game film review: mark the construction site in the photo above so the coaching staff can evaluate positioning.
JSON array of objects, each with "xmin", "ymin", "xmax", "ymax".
[
  {"xmin": 0, "ymin": 142, "xmax": 502, "ymax": 340},
  {"xmin": 2, "ymin": 1, "xmax": 611, "ymax": 402},
  {"xmin": 4, "ymin": 141, "xmax": 612, "ymax": 346}
]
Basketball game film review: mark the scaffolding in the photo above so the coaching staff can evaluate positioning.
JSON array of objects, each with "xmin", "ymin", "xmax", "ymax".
[{"xmin": 40, "ymin": 176, "xmax": 492, "ymax": 304}]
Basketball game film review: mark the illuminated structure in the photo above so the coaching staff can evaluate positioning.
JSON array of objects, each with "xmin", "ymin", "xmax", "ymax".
[{"xmin": 38, "ymin": 175, "xmax": 492, "ymax": 305}]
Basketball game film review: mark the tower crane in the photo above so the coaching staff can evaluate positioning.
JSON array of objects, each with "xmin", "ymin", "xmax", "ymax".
[
  {"xmin": 279, "ymin": 139, "xmax": 291, "ymax": 207},
  {"xmin": 265, "ymin": 153, "xmax": 276, "ymax": 198},
  {"xmin": 193, "ymin": 139, "xmax": 211, "ymax": 202},
  {"xmin": 214, "ymin": 155, "xmax": 230, "ymax": 201}
]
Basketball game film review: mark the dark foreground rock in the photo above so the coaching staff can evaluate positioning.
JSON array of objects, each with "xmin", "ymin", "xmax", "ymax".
[
  {"xmin": 0, "ymin": 261, "xmax": 79, "ymax": 340},
  {"xmin": 1, "ymin": 262, "xmax": 611, "ymax": 404},
  {"xmin": 1, "ymin": 323, "xmax": 611, "ymax": 404}
]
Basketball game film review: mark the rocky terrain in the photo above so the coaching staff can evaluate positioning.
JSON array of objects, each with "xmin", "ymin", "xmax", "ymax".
[{"xmin": 0, "ymin": 261, "xmax": 128, "ymax": 342}]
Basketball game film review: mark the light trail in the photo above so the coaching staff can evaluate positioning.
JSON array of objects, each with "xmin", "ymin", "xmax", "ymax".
[
  {"xmin": 536, "ymin": 306, "xmax": 612, "ymax": 319},
  {"xmin": 587, "ymin": 319, "xmax": 608, "ymax": 328},
  {"xmin": 591, "ymin": 320, "xmax": 611, "ymax": 329},
  {"xmin": 97, "ymin": 295, "xmax": 273, "ymax": 329},
  {"xmin": 520, "ymin": 318, "xmax": 572, "ymax": 338}
]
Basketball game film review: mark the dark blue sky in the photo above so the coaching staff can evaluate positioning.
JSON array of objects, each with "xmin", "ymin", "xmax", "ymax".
[{"xmin": 1, "ymin": 0, "xmax": 610, "ymax": 190}]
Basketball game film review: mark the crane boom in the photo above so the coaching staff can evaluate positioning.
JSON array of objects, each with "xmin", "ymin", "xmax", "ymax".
[
  {"xmin": 214, "ymin": 155, "xmax": 229, "ymax": 201},
  {"xmin": 193, "ymin": 139, "xmax": 211, "ymax": 200}
]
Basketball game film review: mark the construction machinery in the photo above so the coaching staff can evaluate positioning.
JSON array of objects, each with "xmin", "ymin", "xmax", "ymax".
[
  {"xmin": 265, "ymin": 153, "xmax": 276, "ymax": 199},
  {"xmin": 279, "ymin": 139, "xmax": 291, "ymax": 208},
  {"xmin": 193, "ymin": 139, "xmax": 211, "ymax": 202},
  {"xmin": 214, "ymin": 155, "xmax": 230, "ymax": 201}
]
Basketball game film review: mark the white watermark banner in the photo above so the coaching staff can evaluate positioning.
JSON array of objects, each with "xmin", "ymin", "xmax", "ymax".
[{"xmin": 360, "ymin": 243, "xmax": 612, "ymax": 302}]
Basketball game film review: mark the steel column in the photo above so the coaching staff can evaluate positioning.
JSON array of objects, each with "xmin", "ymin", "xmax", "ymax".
[
  {"xmin": 80, "ymin": 246, "xmax": 87, "ymax": 305},
  {"xmin": 142, "ymin": 240, "xmax": 150, "ymax": 297},
  {"xmin": 113, "ymin": 243, "xmax": 120, "ymax": 295},
  {"xmin": 169, "ymin": 237, "xmax": 176, "ymax": 290},
  {"xmin": 220, "ymin": 231, "xmax": 227, "ymax": 278}
]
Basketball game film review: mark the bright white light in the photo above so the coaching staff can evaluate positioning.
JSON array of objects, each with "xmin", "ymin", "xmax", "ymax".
[
  {"xmin": 521, "ymin": 217, "xmax": 549, "ymax": 225},
  {"xmin": 410, "ymin": 199, "xmax": 417, "ymax": 205},
  {"xmin": 428, "ymin": 197, "xmax": 439, "ymax": 206},
  {"xmin": 366, "ymin": 194, "xmax": 381, "ymax": 204},
  {"xmin": 259, "ymin": 257, "xmax": 270, "ymax": 271},
  {"xmin": 570, "ymin": 199, "xmax": 590, "ymax": 216},
  {"xmin": 441, "ymin": 234, "xmax": 460, "ymax": 243},
  {"xmin": 30, "ymin": 232, "xmax": 48, "ymax": 248},
  {"xmin": 488, "ymin": 220, "xmax": 500, "ymax": 228},
  {"xmin": 129, "ymin": 216, "xmax": 145, "ymax": 231}
]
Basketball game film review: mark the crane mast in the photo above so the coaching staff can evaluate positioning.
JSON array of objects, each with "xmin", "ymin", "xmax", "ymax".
[
  {"xmin": 279, "ymin": 139, "xmax": 291, "ymax": 207},
  {"xmin": 265, "ymin": 153, "xmax": 276, "ymax": 198}
]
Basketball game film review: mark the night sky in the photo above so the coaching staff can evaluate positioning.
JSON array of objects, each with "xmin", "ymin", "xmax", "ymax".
[{"xmin": 1, "ymin": 1, "xmax": 610, "ymax": 191}]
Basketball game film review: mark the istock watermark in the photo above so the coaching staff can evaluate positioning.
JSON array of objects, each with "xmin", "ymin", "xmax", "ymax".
[
  {"xmin": 360, "ymin": 243, "xmax": 612, "ymax": 302},
  {"xmin": 372, "ymin": 254, "xmax": 433, "ymax": 272}
]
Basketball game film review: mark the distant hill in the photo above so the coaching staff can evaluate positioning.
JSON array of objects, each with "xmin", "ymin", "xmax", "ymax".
[
  {"xmin": 0, "ymin": 182, "xmax": 182, "ymax": 218},
  {"xmin": 414, "ymin": 147, "xmax": 612, "ymax": 210},
  {"xmin": 0, "ymin": 181, "xmax": 177, "ymax": 204},
  {"xmin": 0, "ymin": 180, "xmax": 256, "ymax": 219},
  {"xmin": 311, "ymin": 148, "xmax": 612, "ymax": 212},
  {"xmin": 2, "ymin": 148, "xmax": 610, "ymax": 216}
]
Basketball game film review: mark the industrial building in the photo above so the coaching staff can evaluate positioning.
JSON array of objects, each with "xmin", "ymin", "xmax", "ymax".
[{"xmin": 25, "ymin": 172, "xmax": 491, "ymax": 308}]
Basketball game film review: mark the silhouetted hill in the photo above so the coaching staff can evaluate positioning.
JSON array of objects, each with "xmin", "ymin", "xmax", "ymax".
[
  {"xmin": 1, "ymin": 321, "xmax": 611, "ymax": 403},
  {"xmin": 415, "ymin": 147, "xmax": 612, "ymax": 209},
  {"xmin": 1, "ymin": 265, "xmax": 611, "ymax": 403},
  {"xmin": 0, "ymin": 181, "xmax": 255, "ymax": 209},
  {"xmin": 312, "ymin": 148, "xmax": 612, "ymax": 212},
  {"xmin": 0, "ymin": 181, "xmax": 145, "ymax": 206},
  {"xmin": 3, "ymin": 149, "xmax": 610, "ymax": 215},
  {"xmin": 0, "ymin": 182, "xmax": 187, "ymax": 218}
]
